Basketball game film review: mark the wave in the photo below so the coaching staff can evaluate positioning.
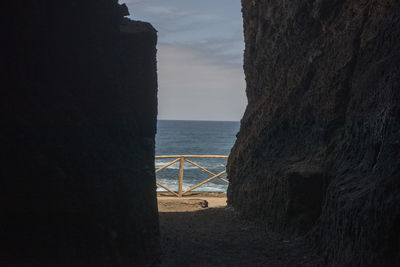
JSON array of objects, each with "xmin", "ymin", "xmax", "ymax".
[{"xmin": 156, "ymin": 178, "xmax": 228, "ymax": 192}]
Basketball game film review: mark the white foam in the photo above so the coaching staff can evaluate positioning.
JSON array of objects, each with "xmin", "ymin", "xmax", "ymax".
[{"xmin": 156, "ymin": 178, "xmax": 228, "ymax": 192}]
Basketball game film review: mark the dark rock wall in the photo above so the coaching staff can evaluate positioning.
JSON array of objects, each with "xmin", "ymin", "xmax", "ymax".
[
  {"xmin": 228, "ymin": 0, "xmax": 399, "ymax": 265},
  {"xmin": 1, "ymin": 1, "xmax": 159, "ymax": 265}
]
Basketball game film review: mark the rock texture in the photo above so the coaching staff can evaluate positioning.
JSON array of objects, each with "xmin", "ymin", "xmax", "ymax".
[
  {"xmin": 228, "ymin": 0, "xmax": 400, "ymax": 265},
  {"xmin": 1, "ymin": 1, "xmax": 159, "ymax": 265}
]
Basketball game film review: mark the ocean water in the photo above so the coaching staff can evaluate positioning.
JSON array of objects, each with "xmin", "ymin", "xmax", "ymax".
[{"xmin": 155, "ymin": 120, "xmax": 240, "ymax": 192}]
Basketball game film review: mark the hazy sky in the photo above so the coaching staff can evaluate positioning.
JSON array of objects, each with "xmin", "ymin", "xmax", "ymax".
[{"xmin": 124, "ymin": 0, "xmax": 247, "ymax": 121}]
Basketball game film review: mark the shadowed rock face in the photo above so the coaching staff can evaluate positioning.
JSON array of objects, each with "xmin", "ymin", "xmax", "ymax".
[
  {"xmin": 1, "ymin": 1, "xmax": 159, "ymax": 265},
  {"xmin": 228, "ymin": 0, "xmax": 399, "ymax": 265}
]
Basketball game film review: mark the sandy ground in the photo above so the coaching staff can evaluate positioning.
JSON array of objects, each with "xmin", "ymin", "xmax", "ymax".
[{"xmin": 157, "ymin": 193, "xmax": 323, "ymax": 267}]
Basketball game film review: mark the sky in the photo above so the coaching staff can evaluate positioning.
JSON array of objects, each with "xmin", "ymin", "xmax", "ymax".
[{"xmin": 124, "ymin": 0, "xmax": 247, "ymax": 121}]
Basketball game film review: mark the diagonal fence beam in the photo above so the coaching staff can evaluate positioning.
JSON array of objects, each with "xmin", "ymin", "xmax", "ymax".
[
  {"xmin": 182, "ymin": 170, "xmax": 227, "ymax": 195},
  {"xmin": 184, "ymin": 158, "xmax": 229, "ymax": 184},
  {"xmin": 156, "ymin": 181, "xmax": 180, "ymax": 197},
  {"xmin": 155, "ymin": 158, "xmax": 180, "ymax": 173}
]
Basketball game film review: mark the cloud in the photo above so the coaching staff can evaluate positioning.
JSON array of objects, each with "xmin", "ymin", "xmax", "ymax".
[
  {"xmin": 157, "ymin": 43, "xmax": 247, "ymax": 121},
  {"xmin": 195, "ymin": 34, "xmax": 245, "ymax": 66},
  {"xmin": 144, "ymin": 5, "xmax": 222, "ymax": 21}
]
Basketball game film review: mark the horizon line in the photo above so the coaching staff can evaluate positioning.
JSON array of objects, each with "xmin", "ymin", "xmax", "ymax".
[{"xmin": 157, "ymin": 118, "xmax": 240, "ymax": 122}]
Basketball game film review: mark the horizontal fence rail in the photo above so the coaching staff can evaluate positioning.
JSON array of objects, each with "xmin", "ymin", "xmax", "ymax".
[{"xmin": 155, "ymin": 155, "xmax": 229, "ymax": 197}]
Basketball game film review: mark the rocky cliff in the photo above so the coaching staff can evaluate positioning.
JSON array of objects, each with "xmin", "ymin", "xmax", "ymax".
[
  {"xmin": 228, "ymin": 0, "xmax": 399, "ymax": 265},
  {"xmin": 1, "ymin": 1, "xmax": 159, "ymax": 265}
]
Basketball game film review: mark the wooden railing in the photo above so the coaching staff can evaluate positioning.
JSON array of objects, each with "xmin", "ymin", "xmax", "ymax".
[{"xmin": 155, "ymin": 155, "xmax": 229, "ymax": 197}]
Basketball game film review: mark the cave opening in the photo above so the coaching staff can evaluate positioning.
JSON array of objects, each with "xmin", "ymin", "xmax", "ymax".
[{"xmin": 128, "ymin": 2, "xmax": 247, "ymax": 199}]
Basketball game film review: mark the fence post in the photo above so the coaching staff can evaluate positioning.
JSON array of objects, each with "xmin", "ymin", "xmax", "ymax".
[{"xmin": 178, "ymin": 156, "xmax": 184, "ymax": 197}]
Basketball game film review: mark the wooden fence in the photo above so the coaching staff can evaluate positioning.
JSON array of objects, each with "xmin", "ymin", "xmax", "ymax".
[{"xmin": 155, "ymin": 155, "xmax": 229, "ymax": 197}]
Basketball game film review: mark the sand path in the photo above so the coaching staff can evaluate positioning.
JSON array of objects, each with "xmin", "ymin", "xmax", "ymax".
[{"xmin": 157, "ymin": 193, "xmax": 323, "ymax": 266}]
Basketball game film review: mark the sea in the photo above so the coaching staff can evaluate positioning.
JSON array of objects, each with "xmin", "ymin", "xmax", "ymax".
[{"xmin": 155, "ymin": 120, "xmax": 240, "ymax": 192}]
